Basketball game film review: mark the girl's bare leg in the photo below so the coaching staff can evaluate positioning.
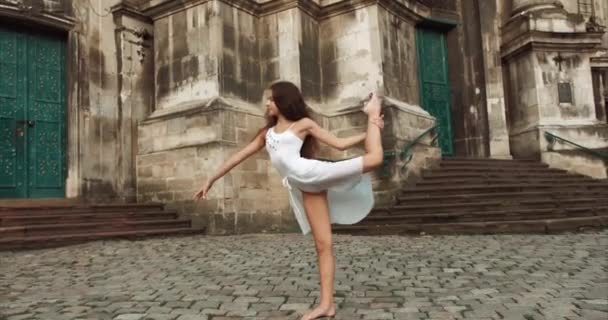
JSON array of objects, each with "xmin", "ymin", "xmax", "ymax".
[
  {"xmin": 301, "ymin": 190, "xmax": 336, "ymax": 320},
  {"xmin": 362, "ymin": 93, "xmax": 384, "ymax": 173}
]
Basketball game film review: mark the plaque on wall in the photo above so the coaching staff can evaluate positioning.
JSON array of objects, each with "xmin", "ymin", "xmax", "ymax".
[{"xmin": 558, "ymin": 82, "xmax": 573, "ymax": 104}]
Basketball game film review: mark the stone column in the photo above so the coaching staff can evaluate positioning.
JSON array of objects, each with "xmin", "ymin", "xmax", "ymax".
[
  {"xmin": 511, "ymin": 0, "xmax": 562, "ymax": 15},
  {"xmin": 112, "ymin": 3, "xmax": 155, "ymax": 202},
  {"xmin": 502, "ymin": 0, "xmax": 607, "ymax": 177},
  {"xmin": 478, "ymin": 0, "xmax": 512, "ymax": 158}
]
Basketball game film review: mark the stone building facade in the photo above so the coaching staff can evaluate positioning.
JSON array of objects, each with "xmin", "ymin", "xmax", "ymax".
[{"xmin": 0, "ymin": 0, "xmax": 606, "ymax": 234}]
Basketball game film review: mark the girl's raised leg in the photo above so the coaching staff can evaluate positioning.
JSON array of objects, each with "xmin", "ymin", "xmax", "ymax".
[{"xmin": 362, "ymin": 93, "xmax": 384, "ymax": 173}]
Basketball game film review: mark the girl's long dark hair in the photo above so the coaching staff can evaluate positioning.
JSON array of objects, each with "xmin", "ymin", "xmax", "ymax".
[{"xmin": 258, "ymin": 81, "xmax": 317, "ymax": 159}]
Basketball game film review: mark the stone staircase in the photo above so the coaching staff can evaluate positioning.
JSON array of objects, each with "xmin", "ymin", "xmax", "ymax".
[
  {"xmin": 334, "ymin": 157, "xmax": 608, "ymax": 235},
  {"xmin": 0, "ymin": 199, "xmax": 203, "ymax": 250}
]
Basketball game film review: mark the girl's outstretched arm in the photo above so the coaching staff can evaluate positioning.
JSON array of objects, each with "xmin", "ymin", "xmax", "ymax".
[
  {"xmin": 302, "ymin": 118, "xmax": 368, "ymax": 151},
  {"xmin": 194, "ymin": 129, "xmax": 267, "ymax": 200},
  {"xmin": 339, "ymin": 132, "xmax": 367, "ymax": 150}
]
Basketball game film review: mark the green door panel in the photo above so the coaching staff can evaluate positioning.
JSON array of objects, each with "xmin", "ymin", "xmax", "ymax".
[
  {"xmin": 416, "ymin": 27, "xmax": 454, "ymax": 156},
  {"xmin": 0, "ymin": 26, "xmax": 66, "ymax": 198}
]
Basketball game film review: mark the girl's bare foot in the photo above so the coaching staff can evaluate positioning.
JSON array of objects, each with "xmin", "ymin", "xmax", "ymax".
[
  {"xmin": 301, "ymin": 304, "xmax": 336, "ymax": 320},
  {"xmin": 363, "ymin": 92, "xmax": 382, "ymax": 116},
  {"xmin": 362, "ymin": 92, "xmax": 373, "ymax": 114}
]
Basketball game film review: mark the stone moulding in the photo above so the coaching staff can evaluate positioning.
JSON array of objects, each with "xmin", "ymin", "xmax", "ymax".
[
  {"xmin": 138, "ymin": 94, "xmax": 437, "ymax": 156},
  {"xmin": 0, "ymin": 1, "xmax": 75, "ymax": 30},
  {"xmin": 111, "ymin": 2, "xmax": 153, "ymax": 23},
  {"xmin": 509, "ymin": 123, "xmax": 608, "ymax": 138},
  {"xmin": 139, "ymin": 0, "xmax": 433, "ymax": 22},
  {"xmin": 501, "ymin": 13, "xmax": 605, "ymax": 61},
  {"xmin": 142, "ymin": 96, "xmax": 264, "ymax": 125},
  {"xmin": 142, "ymin": 94, "xmax": 434, "ymax": 124},
  {"xmin": 590, "ymin": 56, "xmax": 608, "ymax": 68}
]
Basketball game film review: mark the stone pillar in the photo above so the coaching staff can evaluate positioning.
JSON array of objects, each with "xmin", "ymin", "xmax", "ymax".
[
  {"xmin": 502, "ymin": 0, "xmax": 608, "ymax": 177},
  {"xmin": 478, "ymin": 0, "xmax": 512, "ymax": 158},
  {"xmin": 112, "ymin": 3, "xmax": 155, "ymax": 202}
]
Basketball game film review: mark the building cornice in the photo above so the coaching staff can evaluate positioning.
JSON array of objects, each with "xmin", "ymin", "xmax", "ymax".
[
  {"xmin": 111, "ymin": 2, "xmax": 153, "ymax": 23},
  {"xmin": 0, "ymin": 1, "xmax": 75, "ymax": 30},
  {"xmin": 501, "ymin": 13, "xmax": 604, "ymax": 61},
  {"xmin": 139, "ymin": 0, "xmax": 433, "ymax": 22}
]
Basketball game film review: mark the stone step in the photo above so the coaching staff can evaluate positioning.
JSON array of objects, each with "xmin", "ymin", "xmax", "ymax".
[
  {"xmin": 373, "ymin": 198, "xmax": 608, "ymax": 216},
  {"xmin": 365, "ymin": 206, "xmax": 607, "ymax": 224},
  {"xmin": 414, "ymin": 177, "xmax": 600, "ymax": 186},
  {"xmin": 0, "ymin": 200, "xmax": 163, "ymax": 209},
  {"xmin": 0, "ymin": 198, "xmax": 84, "ymax": 207},
  {"xmin": 0, "ymin": 211, "xmax": 180, "ymax": 227},
  {"xmin": 402, "ymin": 183, "xmax": 608, "ymax": 196},
  {"xmin": 333, "ymin": 216, "xmax": 608, "ymax": 235},
  {"xmin": 421, "ymin": 171, "xmax": 578, "ymax": 180},
  {"xmin": 0, "ymin": 203, "xmax": 166, "ymax": 217},
  {"xmin": 350, "ymin": 157, "xmax": 608, "ymax": 235},
  {"xmin": 397, "ymin": 191, "xmax": 608, "ymax": 205},
  {"xmin": 424, "ymin": 167, "xmax": 570, "ymax": 174},
  {"xmin": 0, "ymin": 219, "xmax": 192, "ymax": 237},
  {"xmin": 439, "ymin": 160, "xmax": 549, "ymax": 168},
  {"xmin": 0, "ymin": 227, "xmax": 203, "ymax": 251},
  {"xmin": 441, "ymin": 157, "xmax": 538, "ymax": 163}
]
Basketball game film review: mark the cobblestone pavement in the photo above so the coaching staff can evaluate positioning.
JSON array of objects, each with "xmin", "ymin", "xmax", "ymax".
[{"xmin": 1, "ymin": 231, "xmax": 607, "ymax": 320}]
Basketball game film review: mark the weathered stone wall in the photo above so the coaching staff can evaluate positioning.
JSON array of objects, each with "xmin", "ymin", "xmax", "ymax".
[
  {"xmin": 2, "ymin": 0, "xmax": 459, "ymax": 232},
  {"xmin": 537, "ymin": 52, "xmax": 596, "ymax": 122},
  {"xmin": 377, "ymin": 7, "xmax": 419, "ymax": 105},
  {"xmin": 601, "ymin": 0, "xmax": 608, "ymax": 48},
  {"xmin": 590, "ymin": 0, "xmax": 608, "ymax": 124},
  {"xmin": 259, "ymin": 14, "xmax": 280, "ymax": 88},
  {"xmin": 137, "ymin": 101, "xmax": 294, "ymax": 234},
  {"xmin": 476, "ymin": 0, "xmax": 511, "ymax": 158},
  {"xmin": 136, "ymin": 1, "xmax": 443, "ymax": 234},
  {"xmin": 380, "ymin": 100, "xmax": 440, "ymax": 200},
  {"xmin": 542, "ymin": 150, "xmax": 607, "ymax": 179},
  {"xmin": 0, "ymin": 0, "xmax": 153, "ymax": 201},
  {"xmin": 419, "ymin": 0, "xmax": 457, "ymax": 11},
  {"xmin": 154, "ymin": 2, "xmax": 221, "ymax": 109},
  {"xmin": 319, "ymin": 5, "xmax": 382, "ymax": 109},
  {"xmin": 219, "ymin": 1, "xmax": 262, "ymax": 103},
  {"xmin": 113, "ymin": 6, "xmax": 155, "ymax": 202},
  {"xmin": 449, "ymin": 0, "xmax": 488, "ymax": 157},
  {"xmin": 501, "ymin": 0, "xmax": 608, "ymax": 178},
  {"xmin": 505, "ymin": 52, "xmax": 541, "ymax": 157},
  {"xmin": 299, "ymin": 11, "xmax": 321, "ymax": 102},
  {"xmin": 139, "ymin": 2, "xmax": 300, "ymax": 234},
  {"xmin": 504, "ymin": 30, "xmax": 605, "ymax": 158}
]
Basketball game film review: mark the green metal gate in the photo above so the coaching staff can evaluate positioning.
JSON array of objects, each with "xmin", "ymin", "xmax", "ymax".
[{"xmin": 0, "ymin": 25, "xmax": 66, "ymax": 198}]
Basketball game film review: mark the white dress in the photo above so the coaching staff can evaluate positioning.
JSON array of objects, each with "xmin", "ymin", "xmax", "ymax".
[{"xmin": 265, "ymin": 124, "xmax": 374, "ymax": 235}]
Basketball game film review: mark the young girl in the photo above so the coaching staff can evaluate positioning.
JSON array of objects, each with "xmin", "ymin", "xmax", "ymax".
[{"xmin": 194, "ymin": 81, "xmax": 384, "ymax": 320}]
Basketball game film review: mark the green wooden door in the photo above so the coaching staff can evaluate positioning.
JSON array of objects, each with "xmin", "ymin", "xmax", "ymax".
[
  {"xmin": 416, "ymin": 27, "xmax": 454, "ymax": 156},
  {"xmin": 0, "ymin": 26, "xmax": 66, "ymax": 198}
]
